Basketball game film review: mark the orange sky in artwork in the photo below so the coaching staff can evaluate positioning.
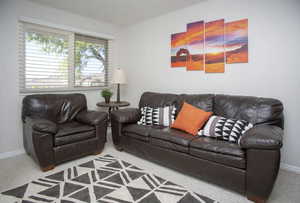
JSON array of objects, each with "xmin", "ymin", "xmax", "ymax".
[
  {"xmin": 225, "ymin": 18, "xmax": 248, "ymax": 63},
  {"xmin": 225, "ymin": 19, "xmax": 248, "ymax": 36},
  {"xmin": 205, "ymin": 19, "xmax": 225, "ymax": 41},
  {"xmin": 171, "ymin": 32, "xmax": 186, "ymax": 48},
  {"xmin": 226, "ymin": 51, "xmax": 247, "ymax": 64},
  {"xmin": 205, "ymin": 19, "xmax": 225, "ymax": 73},
  {"xmin": 187, "ymin": 29, "xmax": 204, "ymax": 41},
  {"xmin": 205, "ymin": 63, "xmax": 225, "ymax": 73},
  {"xmin": 186, "ymin": 21, "xmax": 204, "ymax": 71},
  {"xmin": 186, "ymin": 21, "xmax": 204, "ymax": 42}
]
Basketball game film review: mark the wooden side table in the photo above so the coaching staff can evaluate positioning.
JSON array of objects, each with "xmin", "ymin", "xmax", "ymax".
[{"xmin": 96, "ymin": 101, "xmax": 130, "ymax": 122}]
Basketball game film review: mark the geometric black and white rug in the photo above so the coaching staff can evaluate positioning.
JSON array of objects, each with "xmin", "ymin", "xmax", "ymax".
[{"xmin": 0, "ymin": 154, "xmax": 218, "ymax": 203}]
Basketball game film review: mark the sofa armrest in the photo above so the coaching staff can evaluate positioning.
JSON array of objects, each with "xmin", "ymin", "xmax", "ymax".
[
  {"xmin": 28, "ymin": 118, "xmax": 58, "ymax": 134},
  {"xmin": 111, "ymin": 108, "xmax": 141, "ymax": 124},
  {"xmin": 240, "ymin": 125, "xmax": 283, "ymax": 150},
  {"xmin": 110, "ymin": 108, "xmax": 140, "ymax": 147},
  {"xmin": 76, "ymin": 110, "xmax": 108, "ymax": 126}
]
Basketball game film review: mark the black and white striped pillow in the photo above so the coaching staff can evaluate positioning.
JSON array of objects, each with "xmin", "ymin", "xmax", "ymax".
[
  {"xmin": 198, "ymin": 115, "xmax": 253, "ymax": 143},
  {"xmin": 137, "ymin": 106, "xmax": 176, "ymax": 127}
]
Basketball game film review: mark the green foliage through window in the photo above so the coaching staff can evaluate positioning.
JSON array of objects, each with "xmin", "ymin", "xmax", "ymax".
[{"xmin": 21, "ymin": 23, "xmax": 109, "ymax": 92}]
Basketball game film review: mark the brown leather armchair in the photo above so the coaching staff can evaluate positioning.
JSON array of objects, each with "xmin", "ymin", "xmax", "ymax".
[{"xmin": 22, "ymin": 94, "xmax": 108, "ymax": 171}]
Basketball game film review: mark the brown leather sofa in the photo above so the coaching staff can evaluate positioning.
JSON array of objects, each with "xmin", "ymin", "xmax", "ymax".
[
  {"xmin": 111, "ymin": 92, "xmax": 284, "ymax": 203},
  {"xmin": 22, "ymin": 94, "xmax": 108, "ymax": 171}
]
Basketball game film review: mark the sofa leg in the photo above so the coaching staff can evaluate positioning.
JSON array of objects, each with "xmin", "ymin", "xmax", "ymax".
[
  {"xmin": 41, "ymin": 165, "xmax": 55, "ymax": 172},
  {"xmin": 247, "ymin": 195, "xmax": 267, "ymax": 203}
]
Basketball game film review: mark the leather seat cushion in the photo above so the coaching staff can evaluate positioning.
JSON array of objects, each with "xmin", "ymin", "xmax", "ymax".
[
  {"xmin": 150, "ymin": 138, "xmax": 190, "ymax": 153},
  {"xmin": 122, "ymin": 124, "xmax": 166, "ymax": 142},
  {"xmin": 149, "ymin": 128, "xmax": 198, "ymax": 153},
  {"xmin": 150, "ymin": 128, "xmax": 197, "ymax": 146},
  {"xmin": 55, "ymin": 121, "xmax": 95, "ymax": 146},
  {"xmin": 56, "ymin": 121, "xmax": 95, "ymax": 137},
  {"xmin": 190, "ymin": 137, "xmax": 245, "ymax": 157},
  {"xmin": 55, "ymin": 131, "xmax": 96, "ymax": 146},
  {"xmin": 189, "ymin": 137, "xmax": 246, "ymax": 169},
  {"xmin": 190, "ymin": 148, "xmax": 246, "ymax": 169}
]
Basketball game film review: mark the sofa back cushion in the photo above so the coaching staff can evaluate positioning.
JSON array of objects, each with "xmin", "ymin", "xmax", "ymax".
[
  {"xmin": 138, "ymin": 92, "xmax": 284, "ymax": 129},
  {"xmin": 176, "ymin": 94, "xmax": 214, "ymax": 113},
  {"xmin": 139, "ymin": 92, "xmax": 178, "ymax": 108},
  {"xmin": 214, "ymin": 95, "xmax": 284, "ymax": 128},
  {"xmin": 22, "ymin": 94, "xmax": 87, "ymax": 124}
]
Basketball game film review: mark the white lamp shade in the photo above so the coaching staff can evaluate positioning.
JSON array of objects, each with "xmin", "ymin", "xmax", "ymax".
[{"xmin": 112, "ymin": 68, "xmax": 127, "ymax": 84}]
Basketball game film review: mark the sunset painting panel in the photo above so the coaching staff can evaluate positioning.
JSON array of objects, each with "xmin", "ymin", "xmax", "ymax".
[
  {"xmin": 225, "ymin": 19, "xmax": 248, "ymax": 64},
  {"xmin": 205, "ymin": 19, "xmax": 225, "ymax": 73},
  {"xmin": 186, "ymin": 21, "xmax": 204, "ymax": 71},
  {"xmin": 171, "ymin": 32, "xmax": 187, "ymax": 67}
]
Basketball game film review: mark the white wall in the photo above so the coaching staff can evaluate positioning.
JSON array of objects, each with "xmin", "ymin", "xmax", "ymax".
[
  {"xmin": 0, "ymin": 0, "xmax": 120, "ymax": 154},
  {"xmin": 118, "ymin": 0, "xmax": 300, "ymax": 168},
  {"xmin": 1, "ymin": 0, "xmax": 300, "ymax": 170}
]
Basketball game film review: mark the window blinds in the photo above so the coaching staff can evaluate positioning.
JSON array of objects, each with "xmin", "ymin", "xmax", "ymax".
[
  {"xmin": 74, "ymin": 34, "xmax": 108, "ymax": 87},
  {"xmin": 18, "ymin": 21, "xmax": 112, "ymax": 93}
]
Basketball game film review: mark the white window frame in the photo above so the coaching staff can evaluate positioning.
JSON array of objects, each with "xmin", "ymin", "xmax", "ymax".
[{"xmin": 18, "ymin": 18, "xmax": 114, "ymax": 94}]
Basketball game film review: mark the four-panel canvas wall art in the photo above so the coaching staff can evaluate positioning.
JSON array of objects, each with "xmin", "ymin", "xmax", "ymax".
[{"xmin": 171, "ymin": 18, "xmax": 248, "ymax": 73}]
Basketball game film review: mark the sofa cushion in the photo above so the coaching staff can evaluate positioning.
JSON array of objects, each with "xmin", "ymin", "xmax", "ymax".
[
  {"xmin": 54, "ymin": 121, "xmax": 95, "ymax": 146},
  {"xmin": 22, "ymin": 94, "xmax": 87, "ymax": 124},
  {"xmin": 190, "ymin": 137, "xmax": 245, "ymax": 157},
  {"xmin": 137, "ymin": 106, "xmax": 176, "ymax": 126},
  {"xmin": 190, "ymin": 148, "xmax": 246, "ymax": 169},
  {"xmin": 150, "ymin": 138, "xmax": 190, "ymax": 153},
  {"xmin": 177, "ymin": 94, "xmax": 214, "ymax": 113},
  {"xmin": 149, "ymin": 128, "xmax": 198, "ymax": 153},
  {"xmin": 150, "ymin": 128, "xmax": 197, "ymax": 146},
  {"xmin": 189, "ymin": 137, "xmax": 246, "ymax": 168},
  {"xmin": 171, "ymin": 102, "xmax": 212, "ymax": 135},
  {"xmin": 55, "ymin": 131, "xmax": 96, "ymax": 146},
  {"xmin": 139, "ymin": 92, "xmax": 178, "ymax": 108},
  {"xmin": 214, "ymin": 94, "xmax": 284, "ymax": 128},
  {"xmin": 122, "ymin": 124, "xmax": 165, "ymax": 142},
  {"xmin": 56, "ymin": 121, "xmax": 95, "ymax": 137},
  {"xmin": 198, "ymin": 115, "xmax": 253, "ymax": 143}
]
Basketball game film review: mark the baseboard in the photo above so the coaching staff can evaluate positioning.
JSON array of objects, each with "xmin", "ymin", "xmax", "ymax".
[
  {"xmin": 280, "ymin": 162, "xmax": 300, "ymax": 174},
  {"xmin": 0, "ymin": 149, "xmax": 25, "ymax": 159}
]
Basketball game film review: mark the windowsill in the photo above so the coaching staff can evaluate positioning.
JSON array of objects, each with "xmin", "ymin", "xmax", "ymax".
[{"xmin": 19, "ymin": 86, "xmax": 109, "ymax": 95}]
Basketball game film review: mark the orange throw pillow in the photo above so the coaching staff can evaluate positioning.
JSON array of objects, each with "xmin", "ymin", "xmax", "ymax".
[{"xmin": 171, "ymin": 102, "xmax": 213, "ymax": 135}]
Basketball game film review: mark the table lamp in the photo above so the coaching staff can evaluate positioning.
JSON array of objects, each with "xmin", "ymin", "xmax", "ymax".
[{"xmin": 112, "ymin": 68, "xmax": 127, "ymax": 103}]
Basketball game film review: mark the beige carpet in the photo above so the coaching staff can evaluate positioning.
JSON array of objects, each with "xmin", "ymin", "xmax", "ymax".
[{"xmin": 0, "ymin": 130, "xmax": 299, "ymax": 203}]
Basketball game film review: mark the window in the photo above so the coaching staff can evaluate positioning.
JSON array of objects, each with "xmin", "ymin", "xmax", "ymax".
[
  {"xmin": 75, "ymin": 35, "xmax": 108, "ymax": 87},
  {"xmin": 19, "ymin": 22, "xmax": 111, "ymax": 93}
]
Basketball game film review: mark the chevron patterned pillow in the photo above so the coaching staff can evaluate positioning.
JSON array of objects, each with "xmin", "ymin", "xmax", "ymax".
[
  {"xmin": 137, "ymin": 106, "xmax": 176, "ymax": 127},
  {"xmin": 198, "ymin": 115, "xmax": 253, "ymax": 143}
]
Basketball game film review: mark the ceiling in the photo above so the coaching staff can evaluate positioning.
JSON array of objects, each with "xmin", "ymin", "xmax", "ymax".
[{"xmin": 28, "ymin": 0, "xmax": 203, "ymax": 26}]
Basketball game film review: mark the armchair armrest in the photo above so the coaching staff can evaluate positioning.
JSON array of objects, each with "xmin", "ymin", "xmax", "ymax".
[
  {"xmin": 76, "ymin": 110, "xmax": 108, "ymax": 126},
  {"xmin": 239, "ymin": 125, "xmax": 283, "ymax": 150},
  {"xmin": 27, "ymin": 118, "xmax": 58, "ymax": 134},
  {"xmin": 23, "ymin": 117, "xmax": 56, "ymax": 170},
  {"xmin": 111, "ymin": 108, "xmax": 141, "ymax": 124}
]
